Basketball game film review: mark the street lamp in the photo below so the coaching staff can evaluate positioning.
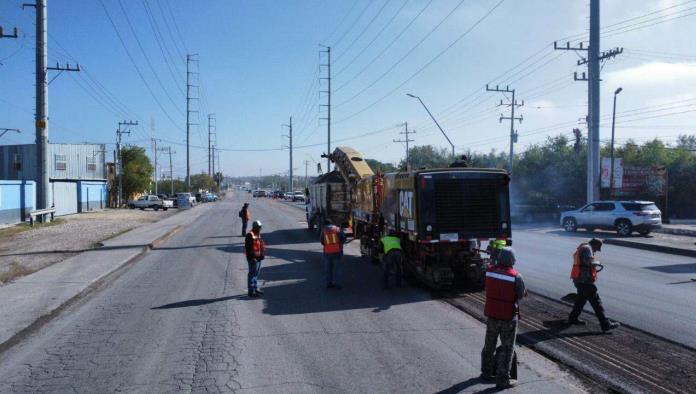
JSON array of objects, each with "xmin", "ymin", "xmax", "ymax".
[
  {"xmin": 406, "ymin": 93, "xmax": 455, "ymax": 160},
  {"xmin": 609, "ymin": 87, "xmax": 623, "ymax": 198}
]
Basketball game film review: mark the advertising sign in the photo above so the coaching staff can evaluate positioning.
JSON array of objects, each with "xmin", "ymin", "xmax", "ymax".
[
  {"xmin": 177, "ymin": 194, "xmax": 190, "ymax": 209},
  {"xmin": 601, "ymin": 157, "xmax": 624, "ymax": 188}
]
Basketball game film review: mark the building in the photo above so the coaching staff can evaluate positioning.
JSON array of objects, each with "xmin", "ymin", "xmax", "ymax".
[{"xmin": 0, "ymin": 143, "xmax": 108, "ymax": 217}]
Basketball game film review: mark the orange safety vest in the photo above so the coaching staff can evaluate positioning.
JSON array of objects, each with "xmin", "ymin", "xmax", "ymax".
[
  {"xmin": 323, "ymin": 226, "xmax": 341, "ymax": 254},
  {"xmin": 250, "ymin": 231, "xmax": 265, "ymax": 259},
  {"xmin": 245, "ymin": 209, "xmax": 251, "ymax": 221},
  {"xmin": 570, "ymin": 243, "xmax": 597, "ymax": 282}
]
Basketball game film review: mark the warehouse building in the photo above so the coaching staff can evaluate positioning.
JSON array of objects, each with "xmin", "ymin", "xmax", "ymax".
[{"xmin": 0, "ymin": 143, "xmax": 108, "ymax": 220}]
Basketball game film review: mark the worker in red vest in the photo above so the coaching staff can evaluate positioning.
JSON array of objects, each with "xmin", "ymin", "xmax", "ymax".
[
  {"xmin": 567, "ymin": 239, "xmax": 620, "ymax": 332},
  {"xmin": 244, "ymin": 220, "xmax": 266, "ymax": 297},
  {"xmin": 320, "ymin": 219, "xmax": 346, "ymax": 289},
  {"xmin": 480, "ymin": 247, "xmax": 526, "ymax": 389}
]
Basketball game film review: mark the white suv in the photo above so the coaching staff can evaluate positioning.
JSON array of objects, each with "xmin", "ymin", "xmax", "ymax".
[{"xmin": 560, "ymin": 200, "xmax": 662, "ymax": 236}]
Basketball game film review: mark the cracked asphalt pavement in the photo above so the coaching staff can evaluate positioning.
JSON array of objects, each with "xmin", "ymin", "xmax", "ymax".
[{"xmin": 0, "ymin": 194, "xmax": 587, "ymax": 393}]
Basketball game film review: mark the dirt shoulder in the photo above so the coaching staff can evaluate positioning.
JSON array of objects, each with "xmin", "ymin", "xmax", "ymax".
[{"xmin": 0, "ymin": 208, "xmax": 177, "ymax": 285}]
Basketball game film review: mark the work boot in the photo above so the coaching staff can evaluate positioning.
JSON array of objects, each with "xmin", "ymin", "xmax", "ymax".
[
  {"xmin": 479, "ymin": 372, "xmax": 495, "ymax": 382},
  {"xmin": 254, "ymin": 289, "xmax": 264, "ymax": 295},
  {"xmin": 567, "ymin": 318, "xmax": 587, "ymax": 326},
  {"xmin": 601, "ymin": 320, "xmax": 620, "ymax": 332},
  {"xmin": 496, "ymin": 377, "xmax": 515, "ymax": 389}
]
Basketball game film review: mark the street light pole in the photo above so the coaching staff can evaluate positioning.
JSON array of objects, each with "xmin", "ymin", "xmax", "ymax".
[
  {"xmin": 406, "ymin": 93, "xmax": 455, "ymax": 160},
  {"xmin": 609, "ymin": 87, "xmax": 622, "ymax": 198}
]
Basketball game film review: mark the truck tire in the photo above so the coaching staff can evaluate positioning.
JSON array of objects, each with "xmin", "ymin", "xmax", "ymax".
[
  {"xmin": 154, "ymin": 206, "xmax": 160, "ymax": 211},
  {"xmin": 163, "ymin": 207, "xmax": 168, "ymax": 211},
  {"xmin": 129, "ymin": 204, "xmax": 135, "ymax": 209},
  {"xmin": 139, "ymin": 207, "xmax": 145, "ymax": 210}
]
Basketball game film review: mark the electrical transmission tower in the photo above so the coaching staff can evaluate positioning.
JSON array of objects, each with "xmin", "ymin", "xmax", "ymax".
[
  {"xmin": 486, "ymin": 85, "xmax": 523, "ymax": 175},
  {"xmin": 157, "ymin": 146, "xmax": 174, "ymax": 195},
  {"xmin": 0, "ymin": 26, "xmax": 19, "ymax": 39},
  {"xmin": 208, "ymin": 113, "xmax": 216, "ymax": 177},
  {"xmin": 116, "ymin": 121, "xmax": 138, "ymax": 207},
  {"xmin": 554, "ymin": 0, "xmax": 622, "ymax": 203},
  {"xmin": 282, "ymin": 117, "xmax": 294, "ymax": 192},
  {"xmin": 319, "ymin": 45, "xmax": 331, "ymax": 171},
  {"xmin": 151, "ymin": 138, "xmax": 162, "ymax": 194},
  {"xmin": 394, "ymin": 122, "xmax": 415, "ymax": 170},
  {"xmin": 186, "ymin": 54, "xmax": 200, "ymax": 189}
]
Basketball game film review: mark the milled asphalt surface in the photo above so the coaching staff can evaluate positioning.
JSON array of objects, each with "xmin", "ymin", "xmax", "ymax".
[
  {"xmin": 512, "ymin": 225, "xmax": 696, "ymax": 349},
  {"xmin": 0, "ymin": 194, "xmax": 587, "ymax": 393}
]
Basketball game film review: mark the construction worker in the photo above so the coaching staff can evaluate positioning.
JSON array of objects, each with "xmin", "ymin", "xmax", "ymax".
[
  {"xmin": 244, "ymin": 220, "xmax": 265, "ymax": 297},
  {"xmin": 480, "ymin": 247, "xmax": 526, "ymax": 389},
  {"xmin": 567, "ymin": 238, "xmax": 620, "ymax": 332},
  {"xmin": 486, "ymin": 239, "xmax": 506, "ymax": 265},
  {"xmin": 320, "ymin": 219, "xmax": 346, "ymax": 289},
  {"xmin": 238, "ymin": 203, "xmax": 251, "ymax": 237},
  {"xmin": 379, "ymin": 230, "xmax": 403, "ymax": 289}
]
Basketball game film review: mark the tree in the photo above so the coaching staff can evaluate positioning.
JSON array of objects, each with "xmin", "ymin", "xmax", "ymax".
[
  {"xmin": 401, "ymin": 145, "xmax": 450, "ymax": 169},
  {"xmin": 365, "ymin": 158, "xmax": 397, "ymax": 173},
  {"xmin": 121, "ymin": 145, "xmax": 153, "ymax": 199},
  {"xmin": 190, "ymin": 172, "xmax": 216, "ymax": 191}
]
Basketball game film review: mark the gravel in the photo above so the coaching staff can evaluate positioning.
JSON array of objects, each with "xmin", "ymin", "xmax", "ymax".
[{"xmin": 0, "ymin": 208, "xmax": 177, "ymax": 285}]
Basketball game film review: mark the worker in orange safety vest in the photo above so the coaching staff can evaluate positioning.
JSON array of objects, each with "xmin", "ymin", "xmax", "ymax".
[{"xmin": 320, "ymin": 219, "xmax": 346, "ymax": 289}]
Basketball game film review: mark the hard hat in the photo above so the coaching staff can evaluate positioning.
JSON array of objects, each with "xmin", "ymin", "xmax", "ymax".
[{"xmin": 252, "ymin": 220, "xmax": 262, "ymax": 229}]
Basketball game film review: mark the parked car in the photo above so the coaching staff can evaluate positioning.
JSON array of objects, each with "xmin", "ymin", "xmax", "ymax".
[
  {"xmin": 292, "ymin": 192, "xmax": 306, "ymax": 202},
  {"xmin": 560, "ymin": 200, "xmax": 662, "ymax": 236},
  {"xmin": 128, "ymin": 195, "xmax": 169, "ymax": 211},
  {"xmin": 206, "ymin": 193, "xmax": 218, "ymax": 202},
  {"xmin": 175, "ymin": 192, "xmax": 196, "ymax": 207}
]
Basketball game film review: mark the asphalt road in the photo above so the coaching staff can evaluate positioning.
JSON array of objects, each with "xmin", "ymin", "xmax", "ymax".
[
  {"xmin": 0, "ymin": 194, "xmax": 585, "ymax": 393},
  {"xmin": 511, "ymin": 225, "xmax": 696, "ymax": 349}
]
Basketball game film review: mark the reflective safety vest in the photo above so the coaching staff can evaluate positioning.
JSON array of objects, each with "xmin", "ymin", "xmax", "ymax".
[
  {"xmin": 381, "ymin": 236, "xmax": 401, "ymax": 254},
  {"xmin": 245, "ymin": 209, "xmax": 251, "ymax": 221},
  {"xmin": 323, "ymin": 226, "xmax": 341, "ymax": 254},
  {"xmin": 249, "ymin": 231, "xmax": 265, "ymax": 259},
  {"xmin": 570, "ymin": 243, "xmax": 597, "ymax": 282},
  {"xmin": 484, "ymin": 265, "xmax": 519, "ymax": 321}
]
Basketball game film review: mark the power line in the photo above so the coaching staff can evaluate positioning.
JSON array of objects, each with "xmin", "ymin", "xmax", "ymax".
[
  {"xmin": 334, "ymin": 0, "xmax": 392, "ymax": 63},
  {"xmin": 332, "ymin": 0, "xmax": 374, "ymax": 47},
  {"xmin": 141, "ymin": 0, "xmax": 186, "ymax": 96}
]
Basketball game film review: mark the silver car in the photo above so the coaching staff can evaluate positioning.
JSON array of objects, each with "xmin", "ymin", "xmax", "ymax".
[{"xmin": 560, "ymin": 200, "xmax": 662, "ymax": 236}]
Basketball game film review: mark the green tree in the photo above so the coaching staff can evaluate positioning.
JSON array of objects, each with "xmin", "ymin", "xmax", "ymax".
[
  {"xmin": 121, "ymin": 145, "xmax": 153, "ymax": 199},
  {"xmin": 190, "ymin": 172, "xmax": 216, "ymax": 191},
  {"xmin": 365, "ymin": 158, "xmax": 397, "ymax": 173},
  {"xmin": 401, "ymin": 145, "xmax": 451, "ymax": 169}
]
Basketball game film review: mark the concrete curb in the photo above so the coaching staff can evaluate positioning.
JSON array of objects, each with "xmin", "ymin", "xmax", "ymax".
[
  {"xmin": 0, "ymin": 224, "xmax": 182, "ymax": 355},
  {"xmin": 655, "ymin": 227, "xmax": 696, "ymax": 237},
  {"xmin": 603, "ymin": 238, "xmax": 696, "ymax": 258}
]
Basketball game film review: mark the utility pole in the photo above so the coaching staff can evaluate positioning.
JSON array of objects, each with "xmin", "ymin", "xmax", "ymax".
[
  {"xmin": 486, "ymin": 85, "xmax": 523, "ymax": 176},
  {"xmin": 0, "ymin": 26, "xmax": 19, "ymax": 39},
  {"xmin": 320, "ymin": 45, "xmax": 331, "ymax": 171},
  {"xmin": 282, "ymin": 117, "xmax": 293, "ymax": 192},
  {"xmin": 554, "ymin": 0, "xmax": 622, "ymax": 203},
  {"xmin": 116, "ymin": 121, "xmax": 137, "ymax": 207},
  {"xmin": 394, "ymin": 122, "xmax": 415, "ymax": 170},
  {"xmin": 207, "ymin": 113, "xmax": 216, "ymax": 177},
  {"xmin": 157, "ymin": 145, "xmax": 173, "ymax": 195},
  {"xmin": 186, "ymin": 54, "xmax": 199, "ymax": 189},
  {"xmin": 23, "ymin": 0, "xmax": 80, "ymax": 221},
  {"xmin": 151, "ymin": 138, "xmax": 161, "ymax": 194},
  {"xmin": 304, "ymin": 160, "xmax": 310, "ymax": 188}
]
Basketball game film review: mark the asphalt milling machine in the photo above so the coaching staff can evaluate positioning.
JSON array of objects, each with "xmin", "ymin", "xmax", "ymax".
[{"xmin": 307, "ymin": 146, "xmax": 511, "ymax": 288}]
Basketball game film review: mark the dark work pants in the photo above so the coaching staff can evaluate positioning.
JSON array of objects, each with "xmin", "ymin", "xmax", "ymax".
[
  {"xmin": 568, "ymin": 282, "xmax": 608, "ymax": 324},
  {"xmin": 242, "ymin": 220, "xmax": 248, "ymax": 237},
  {"xmin": 382, "ymin": 250, "xmax": 403, "ymax": 288},
  {"xmin": 481, "ymin": 318, "xmax": 518, "ymax": 381}
]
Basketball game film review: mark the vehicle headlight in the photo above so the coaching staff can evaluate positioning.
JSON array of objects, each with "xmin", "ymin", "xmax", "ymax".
[{"xmin": 426, "ymin": 225, "xmax": 432, "ymax": 232}]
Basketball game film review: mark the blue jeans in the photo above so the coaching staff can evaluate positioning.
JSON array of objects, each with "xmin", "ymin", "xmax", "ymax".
[
  {"xmin": 247, "ymin": 258, "xmax": 262, "ymax": 293},
  {"xmin": 324, "ymin": 254, "xmax": 341, "ymax": 286}
]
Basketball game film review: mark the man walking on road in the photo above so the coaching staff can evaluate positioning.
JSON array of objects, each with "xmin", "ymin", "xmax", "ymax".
[
  {"xmin": 239, "ymin": 203, "xmax": 251, "ymax": 237},
  {"xmin": 379, "ymin": 230, "xmax": 403, "ymax": 289},
  {"xmin": 567, "ymin": 238, "xmax": 620, "ymax": 332},
  {"xmin": 321, "ymin": 219, "xmax": 346, "ymax": 289},
  {"xmin": 481, "ymin": 247, "xmax": 526, "ymax": 389},
  {"xmin": 244, "ymin": 220, "xmax": 265, "ymax": 297}
]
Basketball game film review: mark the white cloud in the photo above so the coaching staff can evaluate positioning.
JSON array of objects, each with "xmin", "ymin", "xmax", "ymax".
[{"xmin": 605, "ymin": 62, "xmax": 696, "ymax": 87}]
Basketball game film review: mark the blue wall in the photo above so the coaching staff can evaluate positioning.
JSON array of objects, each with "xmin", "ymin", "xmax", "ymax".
[
  {"xmin": 0, "ymin": 180, "xmax": 35, "ymax": 225},
  {"xmin": 77, "ymin": 181, "xmax": 107, "ymax": 213}
]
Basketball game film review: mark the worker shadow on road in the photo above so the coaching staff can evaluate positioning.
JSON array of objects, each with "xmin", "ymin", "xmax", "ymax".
[
  {"xmin": 433, "ymin": 377, "xmax": 499, "ymax": 394},
  {"xmin": 251, "ymin": 249, "xmax": 432, "ymax": 316},
  {"xmin": 150, "ymin": 295, "xmax": 252, "ymax": 310},
  {"xmin": 518, "ymin": 319, "xmax": 605, "ymax": 346}
]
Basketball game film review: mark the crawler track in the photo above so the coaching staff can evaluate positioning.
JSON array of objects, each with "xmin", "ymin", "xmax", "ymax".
[{"xmin": 439, "ymin": 288, "xmax": 696, "ymax": 394}]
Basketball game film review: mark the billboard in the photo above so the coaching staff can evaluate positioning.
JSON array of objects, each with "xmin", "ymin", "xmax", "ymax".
[
  {"xmin": 602, "ymin": 158, "xmax": 667, "ymax": 196},
  {"xmin": 601, "ymin": 158, "xmax": 624, "ymax": 188}
]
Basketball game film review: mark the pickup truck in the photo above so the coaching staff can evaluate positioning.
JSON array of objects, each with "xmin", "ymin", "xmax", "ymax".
[{"xmin": 128, "ymin": 195, "xmax": 169, "ymax": 211}]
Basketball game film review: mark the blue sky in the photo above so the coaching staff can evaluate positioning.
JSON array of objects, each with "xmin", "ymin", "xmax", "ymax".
[{"xmin": 1, "ymin": 0, "xmax": 695, "ymax": 179}]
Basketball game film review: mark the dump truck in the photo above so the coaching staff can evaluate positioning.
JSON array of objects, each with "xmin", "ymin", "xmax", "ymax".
[
  {"xmin": 324, "ymin": 146, "xmax": 512, "ymax": 288},
  {"xmin": 306, "ymin": 147, "xmax": 374, "ymax": 231}
]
